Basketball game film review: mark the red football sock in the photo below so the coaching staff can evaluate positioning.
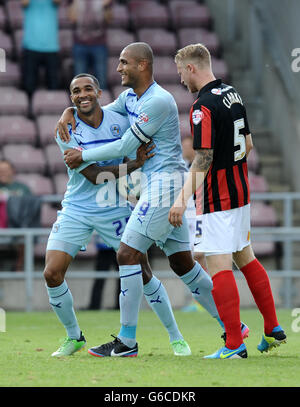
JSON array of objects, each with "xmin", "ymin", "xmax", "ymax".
[
  {"xmin": 240, "ymin": 258, "xmax": 279, "ymax": 335},
  {"xmin": 212, "ymin": 270, "xmax": 243, "ymax": 350}
]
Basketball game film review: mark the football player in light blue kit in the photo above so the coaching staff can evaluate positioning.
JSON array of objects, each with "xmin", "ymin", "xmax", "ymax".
[
  {"xmin": 45, "ymin": 73, "xmax": 191, "ymax": 357},
  {"xmin": 61, "ymin": 43, "xmax": 223, "ymax": 357}
]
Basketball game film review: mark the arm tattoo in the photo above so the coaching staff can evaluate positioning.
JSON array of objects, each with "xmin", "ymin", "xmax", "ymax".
[{"xmin": 191, "ymin": 149, "xmax": 213, "ymax": 172}]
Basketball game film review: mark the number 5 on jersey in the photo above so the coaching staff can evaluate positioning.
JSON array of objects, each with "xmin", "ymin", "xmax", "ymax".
[{"xmin": 234, "ymin": 118, "xmax": 246, "ymax": 162}]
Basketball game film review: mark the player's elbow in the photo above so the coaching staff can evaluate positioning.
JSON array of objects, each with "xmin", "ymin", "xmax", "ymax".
[
  {"xmin": 247, "ymin": 141, "xmax": 253, "ymax": 155},
  {"xmin": 246, "ymin": 134, "xmax": 253, "ymax": 156},
  {"xmin": 246, "ymin": 146, "xmax": 253, "ymax": 158},
  {"xmin": 88, "ymin": 173, "xmax": 99, "ymax": 185},
  {"xmin": 85, "ymin": 175, "xmax": 98, "ymax": 185}
]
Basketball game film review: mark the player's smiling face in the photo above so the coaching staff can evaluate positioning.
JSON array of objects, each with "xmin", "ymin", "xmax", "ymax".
[
  {"xmin": 70, "ymin": 77, "xmax": 101, "ymax": 115},
  {"xmin": 117, "ymin": 49, "xmax": 140, "ymax": 88}
]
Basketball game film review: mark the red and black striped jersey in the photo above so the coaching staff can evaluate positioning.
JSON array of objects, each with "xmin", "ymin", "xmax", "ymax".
[{"xmin": 190, "ymin": 79, "xmax": 251, "ymax": 215}]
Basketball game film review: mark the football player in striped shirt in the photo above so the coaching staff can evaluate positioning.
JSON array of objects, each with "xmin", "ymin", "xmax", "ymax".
[{"xmin": 169, "ymin": 43, "xmax": 286, "ymax": 359}]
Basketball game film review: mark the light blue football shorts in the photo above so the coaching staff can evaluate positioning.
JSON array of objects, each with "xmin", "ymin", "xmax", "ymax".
[
  {"xmin": 121, "ymin": 191, "xmax": 191, "ymax": 257},
  {"xmin": 46, "ymin": 207, "xmax": 132, "ymax": 257}
]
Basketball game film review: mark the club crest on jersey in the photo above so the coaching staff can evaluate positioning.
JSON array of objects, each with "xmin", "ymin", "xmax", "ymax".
[
  {"xmin": 192, "ymin": 109, "xmax": 204, "ymax": 125},
  {"xmin": 211, "ymin": 88, "xmax": 222, "ymax": 95},
  {"xmin": 110, "ymin": 124, "xmax": 121, "ymax": 137},
  {"xmin": 137, "ymin": 112, "xmax": 149, "ymax": 124}
]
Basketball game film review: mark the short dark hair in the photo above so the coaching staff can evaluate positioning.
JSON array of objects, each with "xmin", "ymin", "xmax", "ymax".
[
  {"xmin": 70, "ymin": 73, "xmax": 101, "ymax": 91},
  {"xmin": 124, "ymin": 42, "xmax": 153, "ymax": 66}
]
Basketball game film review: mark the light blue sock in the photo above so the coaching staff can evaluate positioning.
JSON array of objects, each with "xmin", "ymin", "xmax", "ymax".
[
  {"xmin": 144, "ymin": 276, "xmax": 183, "ymax": 343},
  {"xmin": 118, "ymin": 264, "xmax": 143, "ymax": 348},
  {"xmin": 46, "ymin": 280, "xmax": 81, "ymax": 340},
  {"xmin": 180, "ymin": 262, "xmax": 224, "ymax": 329}
]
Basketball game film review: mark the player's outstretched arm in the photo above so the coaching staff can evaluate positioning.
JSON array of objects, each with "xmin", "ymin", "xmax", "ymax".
[
  {"xmin": 64, "ymin": 125, "xmax": 149, "ymax": 168},
  {"xmin": 168, "ymin": 149, "xmax": 213, "ymax": 227},
  {"xmin": 80, "ymin": 143, "xmax": 155, "ymax": 185},
  {"xmin": 55, "ymin": 107, "xmax": 76, "ymax": 143}
]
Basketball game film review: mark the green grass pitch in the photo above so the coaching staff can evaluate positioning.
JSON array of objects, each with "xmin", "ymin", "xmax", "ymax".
[{"xmin": 0, "ymin": 309, "xmax": 299, "ymax": 387}]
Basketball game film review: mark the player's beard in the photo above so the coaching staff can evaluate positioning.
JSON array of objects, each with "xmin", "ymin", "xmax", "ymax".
[
  {"xmin": 187, "ymin": 79, "xmax": 198, "ymax": 94},
  {"xmin": 120, "ymin": 72, "xmax": 137, "ymax": 89}
]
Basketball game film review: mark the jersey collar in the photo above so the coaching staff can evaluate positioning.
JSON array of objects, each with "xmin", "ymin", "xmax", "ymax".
[
  {"xmin": 75, "ymin": 108, "xmax": 104, "ymax": 130},
  {"xmin": 131, "ymin": 81, "xmax": 156, "ymax": 100},
  {"xmin": 197, "ymin": 79, "xmax": 222, "ymax": 98}
]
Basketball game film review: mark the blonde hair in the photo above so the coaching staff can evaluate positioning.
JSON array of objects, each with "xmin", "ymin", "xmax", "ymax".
[{"xmin": 175, "ymin": 43, "xmax": 211, "ymax": 69}]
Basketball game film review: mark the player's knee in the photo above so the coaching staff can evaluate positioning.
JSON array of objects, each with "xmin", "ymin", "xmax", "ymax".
[
  {"xmin": 168, "ymin": 259, "xmax": 183, "ymax": 275},
  {"xmin": 234, "ymin": 244, "xmax": 256, "ymax": 269},
  {"xmin": 193, "ymin": 252, "xmax": 207, "ymax": 269},
  {"xmin": 43, "ymin": 265, "xmax": 63, "ymax": 287},
  {"xmin": 168, "ymin": 251, "xmax": 195, "ymax": 276},
  {"xmin": 117, "ymin": 245, "xmax": 141, "ymax": 265}
]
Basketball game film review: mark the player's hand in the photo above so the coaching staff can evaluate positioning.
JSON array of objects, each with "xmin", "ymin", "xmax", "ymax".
[
  {"xmin": 64, "ymin": 147, "xmax": 83, "ymax": 169},
  {"xmin": 135, "ymin": 142, "xmax": 155, "ymax": 167},
  {"xmin": 168, "ymin": 203, "xmax": 186, "ymax": 227},
  {"xmin": 55, "ymin": 107, "xmax": 76, "ymax": 143}
]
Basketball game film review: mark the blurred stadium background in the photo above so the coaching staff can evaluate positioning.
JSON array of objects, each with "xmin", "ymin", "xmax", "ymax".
[{"xmin": 0, "ymin": 0, "xmax": 299, "ymax": 312}]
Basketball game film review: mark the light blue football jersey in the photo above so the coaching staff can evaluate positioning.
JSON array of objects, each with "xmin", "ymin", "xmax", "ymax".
[
  {"xmin": 82, "ymin": 82, "xmax": 188, "ymax": 181},
  {"xmin": 56, "ymin": 109, "xmax": 131, "ymax": 216}
]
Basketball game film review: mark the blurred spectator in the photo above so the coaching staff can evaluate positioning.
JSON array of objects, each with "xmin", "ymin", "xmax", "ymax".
[
  {"xmin": 0, "ymin": 197, "xmax": 8, "ymax": 229},
  {"xmin": 68, "ymin": 0, "xmax": 113, "ymax": 89},
  {"xmin": 0, "ymin": 160, "xmax": 34, "ymax": 271},
  {"xmin": 87, "ymin": 235, "xmax": 120, "ymax": 310},
  {"xmin": 0, "ymin": 160, "xmax": 32, "ymax": 198},
  {"xmin": 21, "ymin": 0, "xmax": 61, "ymax": 105}
]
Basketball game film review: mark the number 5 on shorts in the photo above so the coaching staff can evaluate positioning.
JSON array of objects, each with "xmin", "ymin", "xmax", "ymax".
[{"xmin": 196, "ymin": 220, "xmax": 202, "ymax": 238}]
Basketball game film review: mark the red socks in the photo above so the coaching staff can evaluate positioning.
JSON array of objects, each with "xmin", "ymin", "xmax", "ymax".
[
  {"xmin": 240, "ymin": 258, "xmax": 279, "ymax": 335},
  {"xmin": 211, "ymin": 259, "xmax": 279, "ymax": 348},
  {"xmin": 212, "ymin": 270, "xmax": 243, "ymax": 350}
]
